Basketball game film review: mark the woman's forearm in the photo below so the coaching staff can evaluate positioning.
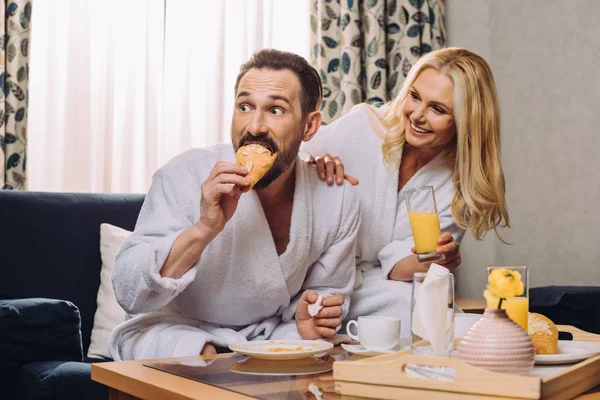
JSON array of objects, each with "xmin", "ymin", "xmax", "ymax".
[{"xmin": 387, "ymin": 255, "xmax": 430, "ymax": 281}]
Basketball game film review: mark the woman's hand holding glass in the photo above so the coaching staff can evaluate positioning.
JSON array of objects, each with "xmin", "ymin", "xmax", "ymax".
[{"xmin": 412, "ymin": 231, "xmax": 461, "ymax": 270}]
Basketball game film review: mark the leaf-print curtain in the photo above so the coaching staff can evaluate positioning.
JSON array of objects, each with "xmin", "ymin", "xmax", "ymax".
[
  {"xmin": 311, "ymin": 0, "xmax": 446, "ymax": 124},
  {"xmin": 0, "ymin": 0, "xmax": 31, "ymax": 190}
]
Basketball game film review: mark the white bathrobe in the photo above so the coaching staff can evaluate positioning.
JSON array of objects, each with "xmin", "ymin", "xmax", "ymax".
[
  {"xmin": 108, "ymin": 144, "xmax": 359, "ymax": 360},
  {"xmin": 302, "ymin": 104, "xmax": 465, "ymax": 337}
]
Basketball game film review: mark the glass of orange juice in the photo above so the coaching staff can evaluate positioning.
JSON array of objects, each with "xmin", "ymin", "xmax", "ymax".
[
  {"xmin": 405, "ymin": 186, "xmax": 445, "ymax": 263},
  {"xmin": 485, "ymin": 266, "xmax": 529, "ymax": 331}
]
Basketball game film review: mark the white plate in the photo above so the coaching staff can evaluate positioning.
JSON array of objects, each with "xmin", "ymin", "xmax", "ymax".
[
  {"xmin": 229, "ymin": 340, "xmax": 333, "ymax": 360},
  {"xmin": 229, "ymin": 355, "xmax": 334, "ymax": 376},
  {"xmin": 535, "ymin": 341, "xmax": 600, "ymax": 365},
  {"xmin": 341, "ymin": 338, "xmax": 410, "ymax": 357}
]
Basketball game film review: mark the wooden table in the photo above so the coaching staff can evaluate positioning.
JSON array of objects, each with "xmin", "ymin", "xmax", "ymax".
[
  {"xmin": 92, "ymin": 344, "xmax": 600, "ymax": 400},
  {"xmin": 92, "ymin": 347, "xmax": 352, "ymax": 400}
]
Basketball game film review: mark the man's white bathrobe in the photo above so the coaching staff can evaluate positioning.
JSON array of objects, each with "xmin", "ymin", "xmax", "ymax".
[
  {"xmin": 302, "ymin": 105, "xmax": 465, "ymax": 337},
  {"xmin": 108, "ymin": 144, "xmax": 359, "ymax": 360}
]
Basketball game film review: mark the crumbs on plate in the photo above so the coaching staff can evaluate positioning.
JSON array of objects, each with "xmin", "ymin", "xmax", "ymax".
[{"xmin": 267, "ymin": 347, "xmax": 309, "ymax": 352}]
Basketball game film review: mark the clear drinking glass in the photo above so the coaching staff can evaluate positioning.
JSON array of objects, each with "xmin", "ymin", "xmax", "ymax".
[
  {"xmin": 405, "ymin": 186, "xmax": 445, "ymax": 263},
  {"xmin": 410, "ymin": 272, "xmax": 455, "ymax": 357},
  {"xmin": 486, "ymin": 266, "xmax": 529, "ymax": 331}
]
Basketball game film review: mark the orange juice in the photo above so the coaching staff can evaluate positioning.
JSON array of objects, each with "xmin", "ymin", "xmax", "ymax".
[
  {"xmin": 486, "ymin": 296, "xmax": 529, "ymax": 331},
  {"xmin": 408, "ymin": 211, "xmax": 441, "ymax": 253}
]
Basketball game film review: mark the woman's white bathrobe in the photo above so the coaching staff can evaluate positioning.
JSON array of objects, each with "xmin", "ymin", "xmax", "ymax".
[
  {"xmin": 108, "ymin": 144, "xmax": 359, "ymax": 360},
  {"xmin": 302, "ymin": 105, "xmax": 465, "ymax": 337}
]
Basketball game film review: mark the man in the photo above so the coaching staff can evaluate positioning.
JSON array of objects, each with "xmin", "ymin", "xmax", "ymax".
[{"xmin": 108, "ymin": 49, "xmax": 360, "ymax": 360}]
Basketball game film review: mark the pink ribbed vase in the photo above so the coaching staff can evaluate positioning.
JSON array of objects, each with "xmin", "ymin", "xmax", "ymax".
[{"xmin": 457, "ymin": 308, "xmax": 535, "ymax": 375}]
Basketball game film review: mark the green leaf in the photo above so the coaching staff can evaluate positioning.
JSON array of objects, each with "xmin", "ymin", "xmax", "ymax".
[
  {"xmin": 351, "ymin": 88, "xmax": 361, "ymax": 105},
  {"xmin": 367, "ymin": 37, "xmax": 378, "ymax": 57},
  {"xmin": 387, "ymin": 23, "xmax": 400, "ymax": 34},
  {"xmin": 400, "ymin": 6, "xmax": 409, "ymax": 25},
  {"xmin": 12, "ymin": 83, "xmax": 25, "ymax": 101},
  {"xmin": 7, "ymin": 153, "xmax": 20, "ymax": 169},
  {"xmin": 393, "ymin": 52, "xmax": 402, "ymax": 70},
  {"xmin": 364, "ymin": 16, "xmax": 371, "ymax": 33},
  {"xmin": 321, "ymin": 18, "xmax": 332, "ymax": 31},
  {"xmin": 388, "ymin": 71, "xmax": 399, "ymax": 92},
  {"xmin": 323, "ymin": 36, "xmax": 338, "ymax": 48},
  {"xmin": 320, "ymin": 100, "xmax": 327, "ymax": 111},
  {"xmin": 411, "ymin": 11, "xmax": 429, "ymax": 24},
  {"xmin": 331, "ymin": 76, "xmax": 341, "ymax": 89},
  {"xmin": 429, "ymin": 6, "xmax": 436, "ymax": 26},
  {"xmin": 20, "ymin": 11, "xmax": 30, "ymax": 29},
  {"xmin": 326, "ymin": 5, "xmax": 337, "ymax": 19},
  {"xmin": 310, "ymin": 15, "xmax": 317, "ymax": 33},
  {"xmin": 375, "ymin": 58, "xmax": 388, "ymax": 69},
  {"xmin": 0, "ymin": 110, "xmax": 4, "ymax": 129},
  {"xmin": 341, "ymin": 91, "xmax": 346, "ymax": 107},
  {"xmin": 409, "ymin": 0, "xmax": 424, "ymax": 7},
  {"xmin": 320, "ymin": 69, "xmax": 327, "ymax": 84},
  {"xmin": 368, "ymin": 96, "xmax": 384, "ymax": 106},
  {"xmin": 402, "ymin": 57, "xmax": 412, "ymax": 77},
  {"xmin": 327, "ymin": 59, "xmax": 340, "ymax": 73},
  {"xmin": 386, "ymin": 38, "xmax": 395, "ymax": 53},
  {"xmin": 341, "ymin": 13, "xmax": 351, "ymax": 31},
  {"xmin": 342, "ymin": 52, "xmax": 350, "ymax": 74},
  {"xmin": 20, "ymin": 38, "xmax": 28, "ymax": 57},
  {"xmin": 323, "ymin": 86, "xmax": 332, "ymax": 98},
  {"xmin": 5, "ymin": 102, "xmax": 15, "ymax": 115},
  {"xmin": 11, "ymin": 170, "xmax": 25, "ymax": 186},
  {"xmin": 388, "ymin": 0, "xmax": 398, "ymax": 17},
  {"xmin": 367, "ymin": 0, "xmax": 378, "ymax": 8},
  {"xmin": 348, "ymin": 0, "xmax": 354, "ymax": 9},
  {"xmin": 17, "ymin": 66, "xmax": 25, "ymax": 82},
  {"xmin": 5, "ymin": 132, "xmax": 17, "ymax": 144},
  {"xmin": 328, "ymin": 99, "xmax": 338, "ymax": 118},
  {"xmin": 8, "ymin": 44, "xmax": 16, "ymax": 63},
  {"xmin": 407, "ymin": 24, "xmax": 420, "ymax": 38},
  {"xmin": 371, "ymin": 71, "xmax": 382, "ymax": 90},
  {"xmin": 350, "ymin": 34, "xmax": 362, "ymax": 47}
]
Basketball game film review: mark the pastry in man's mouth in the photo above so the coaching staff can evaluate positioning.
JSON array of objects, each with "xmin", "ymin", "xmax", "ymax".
[
  {"xmin": 235, "ymin": 144, "xmax": 277, "ymax": 192},
  {"xmin": 528, "ymin": 312, "xmax": 558, "ymax": 355}
]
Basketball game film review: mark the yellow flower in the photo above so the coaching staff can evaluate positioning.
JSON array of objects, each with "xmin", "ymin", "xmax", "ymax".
[{"xmin": 487, "ymin": 268, "xmax": 524, "ymax": 300}]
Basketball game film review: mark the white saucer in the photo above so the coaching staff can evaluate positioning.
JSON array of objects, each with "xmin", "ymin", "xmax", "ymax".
[{"xmin": 342, "ymin": 339, "xmax": 410, "ymax": 356}]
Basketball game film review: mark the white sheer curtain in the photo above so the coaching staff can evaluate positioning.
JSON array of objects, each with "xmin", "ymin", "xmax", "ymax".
[{"xmin": 28, "ymin": 0, "xmax": 310, "ymax": 193}]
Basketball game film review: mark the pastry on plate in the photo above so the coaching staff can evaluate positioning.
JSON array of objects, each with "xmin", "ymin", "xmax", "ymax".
[
  {"xmin": 235, "ymin": 144, "xmax": 277, "ymax": 192},
  {"xmin": 528, "ymin": 312, "xmax": 558, "ymax": 355}
]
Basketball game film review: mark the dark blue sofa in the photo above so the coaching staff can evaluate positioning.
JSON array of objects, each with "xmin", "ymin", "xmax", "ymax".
[{"xmin": 0, "ymin": 191, "xmax": 144, "ymax": 400}]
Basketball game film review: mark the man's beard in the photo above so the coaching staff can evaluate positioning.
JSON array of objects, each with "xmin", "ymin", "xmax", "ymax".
[{"xmin": 233, "ymin": 131, "xmax": 303, "ymax": 190}]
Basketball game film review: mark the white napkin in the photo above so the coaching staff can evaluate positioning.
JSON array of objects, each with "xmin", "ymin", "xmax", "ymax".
[
  {"xmin": 412, "ymin": 264, "xmax": 451, "ymax": 354},
  {"xmin": 308, "ymin": 295, "xmax": 323, "ymax": 317}
]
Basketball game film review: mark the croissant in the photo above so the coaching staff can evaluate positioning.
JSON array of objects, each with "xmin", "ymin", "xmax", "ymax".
[
  {"xmin": 528, "ymin": 312, "xmax": 558, "ymax": 355},
  {"xmin": 235, "ymin": 144, "xmax": 277, "ymax": 192}
]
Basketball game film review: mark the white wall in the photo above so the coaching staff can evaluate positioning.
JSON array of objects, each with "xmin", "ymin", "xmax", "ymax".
[{"xmin": 447, "ymin": 0, "xmax": 600, "ymax": 297}]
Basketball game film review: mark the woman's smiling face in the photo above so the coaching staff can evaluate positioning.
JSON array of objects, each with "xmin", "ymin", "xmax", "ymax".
[{"xmin": 402, "ymin": 68, "xmax": 457, "ymax": 151}]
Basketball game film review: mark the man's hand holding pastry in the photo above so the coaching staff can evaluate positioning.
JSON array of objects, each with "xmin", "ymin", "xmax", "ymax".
[
  {"xmin": 295, "ymin": 290, "xmax": 344, "ymax": 340},
  {"xmin": 197, "ymin": 162, "xmax": 249, "ymax": 237}
]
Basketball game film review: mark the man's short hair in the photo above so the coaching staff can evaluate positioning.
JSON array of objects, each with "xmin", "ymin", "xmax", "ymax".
[{"xmin": 235, "ymin": 49, "xmax": 323, "ymax": 118}]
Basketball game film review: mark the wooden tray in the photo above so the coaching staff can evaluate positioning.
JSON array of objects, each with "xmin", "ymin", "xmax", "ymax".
[{"xmin": 334, "ymin": 325, "xmax": 600, "ymax": 399}]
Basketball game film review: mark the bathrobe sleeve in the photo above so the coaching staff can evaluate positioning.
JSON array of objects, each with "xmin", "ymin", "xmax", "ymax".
[
  {"xmin": 378, "ymin": 167, "xmax": 465, "ymax": 278},
  {"xmin": 112, "ymin": 156, "xmax": 202, "ymax": 315},
  {"xmin": 270, "ymin": 185, "xmax": 361, "ymax": 339}
]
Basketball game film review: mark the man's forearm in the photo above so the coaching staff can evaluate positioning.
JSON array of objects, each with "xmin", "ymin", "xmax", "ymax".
[
  {"xmin": 159, "ymin": 225, "xmax": 215, "ymax": 279},
  {"xmin": 388, "ymin": 254, "xmax": 430, "ymax": 281}
]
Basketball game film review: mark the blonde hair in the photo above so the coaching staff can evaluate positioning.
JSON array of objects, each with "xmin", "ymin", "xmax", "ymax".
[{"xmin": 380, "ymin": 47, "xmax": 510, "ymax": 241}]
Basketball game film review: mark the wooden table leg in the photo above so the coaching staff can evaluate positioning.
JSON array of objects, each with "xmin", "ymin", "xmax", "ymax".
[{"xmin": 108, "ymin": 388, "xmax": 142, "ymax": 400}]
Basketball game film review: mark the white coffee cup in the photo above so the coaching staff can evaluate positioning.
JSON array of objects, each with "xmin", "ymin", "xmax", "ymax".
[
  {"xmin": 346, "ymin": 316, "xmax": 401, "ymax": 351},
  {"xmin": 454, "ymin": 313, "xmax": 482, "ymax": 339}
]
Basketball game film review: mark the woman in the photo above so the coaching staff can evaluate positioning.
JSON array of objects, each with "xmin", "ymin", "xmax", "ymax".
[{"xmin": 302, "ymin": 47, "xmax": 510, "ymax": 335}]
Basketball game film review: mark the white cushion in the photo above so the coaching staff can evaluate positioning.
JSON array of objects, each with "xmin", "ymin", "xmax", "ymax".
[{"xmin": 87, "ymin": 223, "xmax": 131, "ymax": 359}]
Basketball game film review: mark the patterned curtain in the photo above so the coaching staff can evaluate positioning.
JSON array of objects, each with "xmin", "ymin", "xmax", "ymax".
[
  {"xmin": 0, "ymin": 0, "xmax": 31, "ymax": 190},
  {"xmin": 311, "ymin": 0, "xmax": 446, "ymax": 124}
]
